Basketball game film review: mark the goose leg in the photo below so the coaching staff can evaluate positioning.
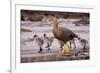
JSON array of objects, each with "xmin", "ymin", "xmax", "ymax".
[
  {"xmin": 72, "ymin": 39, "xmax": 77, "ymax": 56},
  {"xmin": 69, "ymin": 40, "xmax": 72, "ymax": 48},
  {"xmin": 45, "ymin": 44, "xmax": 51, "ymax": 50},
  {"xmin": 60, "ymin": 41, "xmax": 64, "ymax": 51},
  {"xmin": 48, "ymin": 48, "xmax": 50, "ymax": 50},
  {"xmin": 38, "ymin": 47, "xmax": 43, "ymax": 53},
  {"xmin": 73, "ymin": 39, "xmax": 76, "ymax": 49},
  {"xmin": 48, "ymin": 44, "xmax": 51, "ymax": 50},
  {"xmin": 45, "ymin": 45, "xmax": 49, "ymax": 48}
]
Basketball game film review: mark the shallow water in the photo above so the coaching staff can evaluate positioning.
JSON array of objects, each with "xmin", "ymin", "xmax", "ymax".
[{"xmin": 21, "ymin": 19, "xmax": 89, "ymax": 62}]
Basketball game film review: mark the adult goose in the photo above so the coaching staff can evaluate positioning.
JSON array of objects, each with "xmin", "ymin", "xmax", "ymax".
[{"xmin": 50, "ymin": 16, "xmax": 80, "ymax": 54}]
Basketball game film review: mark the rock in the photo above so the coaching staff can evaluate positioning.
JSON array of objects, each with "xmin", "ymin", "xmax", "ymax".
[{"xmin": 21, "ymin": 28, "xmax": 32, "ymax": 32}]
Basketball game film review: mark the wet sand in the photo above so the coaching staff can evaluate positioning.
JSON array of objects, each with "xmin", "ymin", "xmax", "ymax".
[{"xmin": 21, "ymin": 49, "xmax": 89, "ymax": 63}]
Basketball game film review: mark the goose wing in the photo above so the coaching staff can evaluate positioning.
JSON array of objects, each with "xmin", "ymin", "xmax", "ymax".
[{"xmin": 59, "ymin": 27, "xmax": 78, "ymax": 41}]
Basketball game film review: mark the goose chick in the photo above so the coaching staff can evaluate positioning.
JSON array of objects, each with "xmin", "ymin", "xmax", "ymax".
[
  {"xmin": 33, "ymin": 34, "xmax": 44, "ymax": 53},
  {"xmin": 43, "ymin": 33, "xmax": 54, "ymax": 50}
]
